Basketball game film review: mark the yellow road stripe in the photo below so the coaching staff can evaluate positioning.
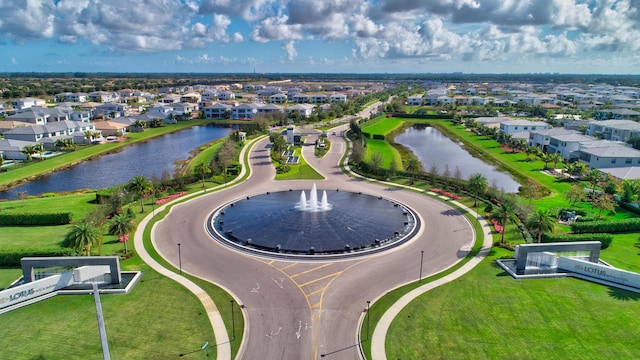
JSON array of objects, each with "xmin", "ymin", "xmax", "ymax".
[
  {"xmin": 306, "ymin": 288, "xmax": 325, "ymax": 297},
  {"xmin": 290, "ymin": 263, "xmax": 332, "ymax": 278},
  {"xmin": 297, "ymin": 272, "xmax": 342, "ymax": 287},
  {"xmin": 279, "ymin": 262, "xmax": 298, "ymax": 271}
]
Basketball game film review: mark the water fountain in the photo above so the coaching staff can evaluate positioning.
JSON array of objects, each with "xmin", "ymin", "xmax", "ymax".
[{"xmin": 296, "ymin": 183, "xmax": 333, "ymax": 212}]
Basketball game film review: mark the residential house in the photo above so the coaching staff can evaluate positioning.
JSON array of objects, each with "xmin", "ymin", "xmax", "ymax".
[
  {"xmin": 595, "ymin": 109, "xmax": 640, "ymax": 121},
  {"xmin": 0, "ymin": 120, "xmax": 30, "ymax": 135},
  {"xmin": 95, "ymin": 103, "xmax": 130, "ymax": 118},
  {"xmin": 218, "ymin": 91, "xmax": 236, "ymax": 101},
  {"xmin": 269, "ymin": 93, "xmax": 288, "ymax": 104},
  {"xmin": 203, "ymin": 103, "xmax": 233, "ymax": 119},
  {"xmin": 290, "ymin": 93, "xmax": 310, "ymax": 104},
  {"xmin": 528, "ymin": 128, "xmax": 577, "ymax": 151},
  {"xmin": 69, "ymin": 110, "xmax": 91, "ymax": 123},
  {"xmin": 232, "ymin": 103, "xmax": 259, "ymax": 119},
  {"xmin": 11, "ymin": 97, "xmax": 46, "ymax": 110},
  {"xmin": 201, "ymin": 91, "xmax": 219, "ymax": 101},
  {"xmin": 329, "ymin": 93, "xmax": 347, "ymax": 103},
  {"xmin": 437, "ymin": 95, "xmax": 453, "ymax": 105},
  {"xmin": 0, "ymin": 139, "xmax": 35, "ymax": 160},
  {"xmin": 257, "ymin": 104, "xmax": 284, "ymax": 114},
  {"xmin": 585, "ymin": 120, "xmax": 640, "ymax": 142},
  {"xmin": 310, "ymin": 94, "xmax": 327, "ymax": 104},
  {"xmin": 578, "ymin": 143, "xmax": 640, "ymax": 169},
  {"xmin": 547, "ymin": 133, "xmax": 598, "ymax": 160},
  {"xmin": 499, "ymin": 120, "xmax": 549, "ymax": 134},
  {"xmin": 407, "ymin": 96, "xmax": 423, "ymax": 106},
  {"xmin": 55, "ymin": 92, "xmax": 89, "ymax": 103},
  {"xmin": 180, "ymin": 93, "xmax": 201, "ymax": 103},
  {"xmin": 159, "ymin": 95, "xmax": 180, "ymax": 104},
  {"xmin": 3, "ymin": 121, "xmax": 98, "ymax": 147},
  {"xmin": 88, "ymin": 91, "xmax": 118, "ymax": 103},
  {"xmin": 6, "ymin": 109, "xmax": 47, "ymax": 124},
  {"xmin": 286, "ymin": 104, "xmax": 314, "ymax": 118},
  {"xmin": 93, "ymin": 120, "xmax": 130, "ymax": 137}
]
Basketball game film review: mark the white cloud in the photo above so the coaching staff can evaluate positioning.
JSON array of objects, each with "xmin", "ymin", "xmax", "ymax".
[{"xmin": 282, "ymin": 40, "xmax": 297, "ymax": 60}]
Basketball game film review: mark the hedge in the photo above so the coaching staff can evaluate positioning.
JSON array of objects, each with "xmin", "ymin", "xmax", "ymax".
[
  {"xmin": 372, "ymin": 134, "xmax": 385, "ymax": 140},
  {"xmin": 541, "ymin": 233, "xmax": 613, "ymax": 249},
  {"xmin": 570, "ymin": 218, "xmax": 640, "ymax": 234},
  {"xmin": 0, "ymin": 248, "xmax": 77, "ymax": 266},
  {"xmin": 0, "ymin": 213, "xmax": 73, "ymax": 226}
]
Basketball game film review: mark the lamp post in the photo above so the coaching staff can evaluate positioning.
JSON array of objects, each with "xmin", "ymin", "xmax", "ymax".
[
  {"xmin": 366, "ymin": 300, "xmax": 371, "ymax": 341},
  {"xmin": 419, "ymin": 250, "xmax": 424, "ymax": 283},
  {"xmin": 177, "ymin": 243, "xmax": 182, "ymax": 274},
  {"xmin": 230, "ymin": 299, "xmax": 235, "ymax": 341}
]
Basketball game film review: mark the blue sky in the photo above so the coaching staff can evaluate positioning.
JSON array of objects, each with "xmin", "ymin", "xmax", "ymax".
[{"xmin": 1, "ymin": 0, "xmax": 638, "ymax": 74}]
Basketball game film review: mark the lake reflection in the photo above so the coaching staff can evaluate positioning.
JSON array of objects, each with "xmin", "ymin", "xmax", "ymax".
[
  {"xmin": 0, "ymin": 124, "xmax": 234, "ymax": 199},
  {"xmin": 394, "ymin": 126, "xmax": 520, "ymax": 193}
]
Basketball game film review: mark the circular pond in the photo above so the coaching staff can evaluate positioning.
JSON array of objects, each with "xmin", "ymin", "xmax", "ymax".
[{"xmin": 207, "ymin": 187, "xmax": 419, "ymax": 258}]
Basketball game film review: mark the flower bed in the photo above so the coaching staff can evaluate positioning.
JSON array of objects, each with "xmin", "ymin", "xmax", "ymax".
[
  {"xmin": 491, "ymin": 219, "xmax": 504, "ymax": 233},
  {"xmin": 155, "ymin": 191, "xmax": 187, "ymax": 205},
  {"xmin": 429, "ymin": 188, "xmax": 462, "ymax": 200}
]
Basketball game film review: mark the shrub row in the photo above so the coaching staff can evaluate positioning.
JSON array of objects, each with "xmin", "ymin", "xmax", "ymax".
[
  {"xmin": 0, "ymin": 248, "xmax": 77, "ymax": 266},
  {"xmin": 0, "ymin": 212, "xmax": 73, "ymax": 226},
  {"xmin": 574, "ymin": 215, "xmax": 600, "ymax": 223},
  {"xmin": 570, "ymin": 218, "xmax": 640, "ymax": 234},
  {"xmin": 558, "ymin": 208, "xmax": 589, "ymax": 217},
  {"xmin": 541, "ymin": 233, "xmax": 613, "ymax": 249}
]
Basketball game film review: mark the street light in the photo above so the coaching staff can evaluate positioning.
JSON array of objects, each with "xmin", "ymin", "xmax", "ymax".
[
  {"xmin": 419, "ymin": 250, "xmax": 424, "ymax": 283},
  {"xmin": 230, "ymin": 299, "xmax": 235, "ymax": 341},
  {"xmin": 366, "ymin": 300, "xmax": 371, "ymax": 341},
  {"xmin": 178, "ymin": 243, "xmax": 182, "ymax": 274}
]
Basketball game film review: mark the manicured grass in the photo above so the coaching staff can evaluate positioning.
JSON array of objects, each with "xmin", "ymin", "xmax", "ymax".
[
  {"xmin": 0, "ymin": 267, "xmax": 22, "ymax": 288},
  {"xmin": 274, "ymin": 148, "xmax": 324, "ymax": 181},
  {"xmin": 0, "ymin": 226, "xmax": 71, "ymax": 250},
  {"xmin": 361, "ymin": 117, "xmax": 404, "ymax": 135},
  {"xmin": 385, "ymin": 247, "xmax": 640, "ymax": 360},
  {"xmin": 0, "ymin": 265, "xmax": 216, "ymax": 360},
  {"xmin": 365, "ymin": 140, "xmax": 403, "ymax": 169},
  {"xmin": 0, "ymin": 192, "xmax": 96, "ymax": 221}
]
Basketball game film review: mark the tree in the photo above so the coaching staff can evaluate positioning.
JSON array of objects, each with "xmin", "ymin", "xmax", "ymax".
[
  {"xmin": 592, "ymin": 193, "xmax": 616, "ymax": 219},
  {"xmin": 127, "ymin": 175, "xmax": 153, "ymax": 213},
  {"xmin": 585, "ymin": 169, "xmax": 604, "ymax": 194},
  {"xmin": 524, "ymin": 146, "xmax": 538, "ymax": 161},
  {"xmin": 389, "ymin": 158, "xmax": 398, "ymax": 178},
  {"xmin": 21, "ymin": 145, "xmax": 37, "ymax": 161},
  {"xmin": 269, "ymin": 133, "xmax": 287, "ymax": 160},
  {"xmin": 621, "ymin": 179, "xmax": 640, "ymax": 203},
  {"xmin": 133, "ymin": 119, "xmax": 146, "ymax": 130},
  {"xmin": 525, "ymin": 209, "xmax": 556, "ymax": 243},
  {"xmin": 216, "ymin": 140, "xmax": 236, "ymax": 183},
  {"xmin": 405, "ymin": 158, "xmax": 421, "ymax": 184},
  {"xmin": 520, "ymin": 179, "xmax": 544, "ymax": 204},
  {"xmin": 108, "ymin": 213, "xmax": 135, "ymax": 254},
  {"xmin": 64, "ymin": 222, "xmax": 102, "ymax": 256},
  {"xmin": 566, "ymin": 161, "xmax": 587, "ymax": 178},
  {"xmin": 491, "ymin": 199, "xmax": 518, "ymax": 244},
  {"xmin": 549, "ymin": 152, "xmax": 563, "ymax": 169},
  {"xmin": 538, "ymin": 152, "xmax": 552, "ymax": 169},
  {"xmin": 566, "ymin": 184, "xmax": 586, "ymax": 205},
  {"xmin": 369, "ymin": 151, "xmax": 383, "ymax": 174},
  {"xmin": 350, "ymin": 140, "xmax": 364, "ymax": 165},
  {"xmin": 193, "ymin": 161, "xmax": 212, "ymax": 188},
  {"xmin": 468, "ymin": 173, "xmax": 488, "ymax": 207}
]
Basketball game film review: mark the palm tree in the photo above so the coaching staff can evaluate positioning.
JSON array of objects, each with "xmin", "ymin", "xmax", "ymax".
[
  {"xmin": 468, "ymin": 173, "xmax": 488, "ymax": 208},
  {"xmin": 193, "ymin": 162, "xmax": 212, "ymax": 188},
  {"xmin": 133, "ymin": 119, "xmax": 146, "ymax": 130},
  {"xmin": 405, "ymin": 158, "xmax": 421, "ymax": 184},
  {"xmin": 21, "ymin": 145, "xmax": 37, "ymax": 161},
  {"xmin": 524, "ymin": 146, "xmax": 538, "ymax": 161},
  {"xmin": 585, "ymin": 169, "xmax": 604, "ymax": 194},
  {"xmin": 525, "ymin": 209, "xmax": 556, "ymax": 243},
  {"xmin": 64, "ymin": 222, "xmax": 102, "ymax": 256},
  {"xmin": 33, "ymin": 143, "xmax": 44, "ymax": 161},
  {"xmin": 108, "ymin": 213, "xmax": 135, "ymax": 254},
  {"xmin": 538, "ymin": 152, "xmax": 552, "ymax": 169},
  {"xmin": 549, "ymin": 152, "xmax": 563, "ymax": 169},
  {"xmin": 491, "ymin": 200, "xmax": 518, "ymax": 244},
  {"xmin": 127, "ymin": 175, "xmax": 153, "ymax": 213}
]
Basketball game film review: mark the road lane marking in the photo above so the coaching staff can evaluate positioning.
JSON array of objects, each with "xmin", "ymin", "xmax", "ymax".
[
  {"xmin": 279, "ymin": 262, "xmax": 298, "ymax": 271},
  {"xmin": 290, "ymin": 263, "xmax": 332, "ymax": 278},
  {"xmin": 297, "ymin": 271, "xmax": 343, "ymax": 287},
  {"xmin": 306, "ymin": 288, "xmax": 325, "ymax": 297}
]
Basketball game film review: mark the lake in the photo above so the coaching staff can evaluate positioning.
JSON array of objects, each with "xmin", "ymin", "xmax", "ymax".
[
  {"xmin": 394, "ymin": 126, "xmax": 521, "ymax": 193},
  {"xmin": 0, "ymin": 124, "xmax": 235, "ymax": 199}
]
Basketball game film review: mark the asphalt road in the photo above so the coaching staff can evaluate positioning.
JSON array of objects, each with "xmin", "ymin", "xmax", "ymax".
[{"xmin": 153, "ymin": 119, "xmax": 474, "ymax": 359}]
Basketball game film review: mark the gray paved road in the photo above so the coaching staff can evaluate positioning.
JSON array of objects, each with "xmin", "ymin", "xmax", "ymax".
[{"xmin": 153, "ymin": 120, "xmax": 473, "ymax": 359}]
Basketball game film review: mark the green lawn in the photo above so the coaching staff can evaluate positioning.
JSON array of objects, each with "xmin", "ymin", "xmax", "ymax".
[
  {"xmin": 361, "ymin": 117, "xmax": 404, "ymax": 135},
  {"xmin": 365, "ymin": 140, "xmax": 403, "ymax": 169},
  {"xmin": 0, "ymin": 192, "xmax": 96, "ymax": 221},
  {"xmin": 274, "ymin": 148, "xmax": 324, "ymax": 181},
  {"xmin": 386, "ymin": 247, "xmax": 640, "ymax": 360},
  {"xmin": 0, "ymin": 265, "xmax": 216, "ymax": 360}
]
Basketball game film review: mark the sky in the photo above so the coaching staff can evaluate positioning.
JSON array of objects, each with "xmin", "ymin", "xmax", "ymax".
[{"xmin": 0, "ymin": 0, "xmax": 639, "ymax": 74}]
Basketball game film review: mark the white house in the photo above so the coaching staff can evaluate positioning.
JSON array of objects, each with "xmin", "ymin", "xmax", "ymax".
[
  {"xmin": 88, "ymin": 91, "xmax": 118, "ymax": 103},
  {"xmin": 286, "ymin": 104, "xmax": 314, "ymax": 118},
  {"xmin": 437, "ymin": 95, "xmax": 453, "ymax": 105},
  {"xmin": 585, "ymin": 120, "xmax": 640, "ymax": 142},
  {"xmin": 310, "ymin": 94, "xmax": 327, "ymax": 104},
  {"xmin": 203, "ymin": 103, "xmax": 233, "ymax": 119},
  {"xmin": 218, "ymin": 91, "xmax": 236, "ymax": 101},
  {"xmin": 547, "ymin": 133, "xmax": 598, "ymax": 160},
  {"xmin": 499, "ymin": 120, "xmax": 549, "ymax": 134},
  {"xmin": 290, "ymin": 93, "xmax": 310, "ymax": 103},
  {"xmin": 407, "ymin": 96, "xmax": 423, "ymax": 106},
  {"xmin": 578, "ymin": 143, "xmax": 640, "ymax": 169},
  {"xmin": 330, "ymin": 93, "xmax": 347, "ymax": 103},
  {"xmin": 528, "ymin": 128, "xmax": 577, "ymax": 151},
  {"xmin": 269, "ymin": 93, "xmax": 288, "ymax": 104},
  {"xmin": 11, "ymin": 97, "xmax": 46, "ymax": 110},
  {"xmin": 257, "ymin": 104, "xmax": 284, "ymax": 114},
  {"xmin": 232, "ymin": 103, "xmax": 259, "ymax": 119}
]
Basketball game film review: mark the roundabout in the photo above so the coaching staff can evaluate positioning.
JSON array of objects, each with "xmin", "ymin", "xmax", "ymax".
[{"xmin": 149, "ymin": 122, "xmax": 478, "ymax": 360}]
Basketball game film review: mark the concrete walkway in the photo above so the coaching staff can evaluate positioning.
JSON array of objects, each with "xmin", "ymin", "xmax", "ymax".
[{"xmin": 133, "ymin": 135, "xmax": 264, "ymax": 360}]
